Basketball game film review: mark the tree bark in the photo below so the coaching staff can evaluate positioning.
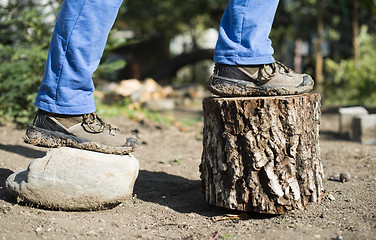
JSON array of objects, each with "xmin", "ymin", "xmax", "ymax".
[{"xmin": 200, "ymin": 94, "xmax": 324, "ymax": 214}]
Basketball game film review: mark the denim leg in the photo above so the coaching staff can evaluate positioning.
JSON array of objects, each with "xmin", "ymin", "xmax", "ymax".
[
  {"xmin": 35, "ymin": 0, "xmax": 123, "ymax": 114},
  {"xmin": 214, "ymin": 0, "xmax": 279, "ymax": 65}
]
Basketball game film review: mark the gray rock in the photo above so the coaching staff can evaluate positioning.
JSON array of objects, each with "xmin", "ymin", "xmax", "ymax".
[
  {"xmin": 352, "ymin": 114, "xmax": 376, "ymax": 145},
  {"xmin": 339, "ymin": 172, "xmax": 351, "ymax": 182},
  {"xmin": 326, "ymin": 194, "xmax": 336, "ymax": 201},
  {"xmin": 144, "ymin": 98, "xmax": 175, "ymax": 111},
  {"xmin": 338, "ymin": 106, "xmax": 368, "ymax": 139},
  {"xmin": 6, "ymin": 147, "xmax": 139, "ymax": 210}
]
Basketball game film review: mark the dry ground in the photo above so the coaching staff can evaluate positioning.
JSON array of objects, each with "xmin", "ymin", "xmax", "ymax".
[{"xmin": 0, "ymin": 107, "xmax": 375, "ymax": 240}]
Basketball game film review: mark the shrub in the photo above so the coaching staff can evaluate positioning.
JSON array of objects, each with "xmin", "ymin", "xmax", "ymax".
[
  {"xmin": 324, "ymin": 26, "xmax": 376, "ymax": 106},
  {"xmin": 0, "ymin": 44, "xmax": 47, "ymax": 125},
  {"xmin": 0, "ymin": 1, "xmax": 56, "ymax": 125}
]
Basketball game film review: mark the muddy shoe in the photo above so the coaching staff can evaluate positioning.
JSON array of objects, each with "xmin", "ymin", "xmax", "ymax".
[
  {"xmin": 208, "ymin": 61, "xmax": 314, "ymax": 96},
  {"xmin": 24, "ymin": 110, "xmax": 137, "ymax": 155}
]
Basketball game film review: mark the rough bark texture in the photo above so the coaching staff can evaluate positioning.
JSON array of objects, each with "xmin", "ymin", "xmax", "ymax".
[{"xmin": 200, "ymin": 93, "xmax": 324, "ymax": 214}]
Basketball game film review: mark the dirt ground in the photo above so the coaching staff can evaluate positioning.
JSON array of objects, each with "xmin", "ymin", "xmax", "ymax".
[{"xmin": 0, "ymin": 104, "xmax": 375, "ymax": 240}]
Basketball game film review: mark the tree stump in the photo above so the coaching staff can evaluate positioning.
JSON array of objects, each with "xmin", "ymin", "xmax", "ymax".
[{"xmin": 200, "ymin": 93, "xmax": 324, "ymax": 214}]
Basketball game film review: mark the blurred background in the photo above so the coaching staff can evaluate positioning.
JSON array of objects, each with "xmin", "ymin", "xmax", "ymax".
[{"xmin": 0, "ymin": 0, "xmax": 375, "ymax": 125}]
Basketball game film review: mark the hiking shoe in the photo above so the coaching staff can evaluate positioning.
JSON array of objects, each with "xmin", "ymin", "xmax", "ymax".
[
  {"xmin": 208, "ymin": 61, "xmax": 314, "ymax": 96},
  {"xmin": 24, "ymin": 110, "xmax": 137, "ymax": 155}
]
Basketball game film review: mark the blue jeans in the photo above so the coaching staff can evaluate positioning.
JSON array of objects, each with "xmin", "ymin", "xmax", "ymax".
[
  {"xmin": 35, "ymin": 0, "xmax": 278, "ymax": 115},
  {"xmin": 35, "ymin": 0, "xmax": 123, "ymax": 114},
  {"xmin": 214, "ymin": 0, "xmax": 279, "ymax": 65}
]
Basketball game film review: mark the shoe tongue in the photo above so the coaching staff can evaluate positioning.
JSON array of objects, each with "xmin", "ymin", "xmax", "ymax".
[
  {"xmin": 53, "ymin": 115, "xmax": 83, "ymax": 128},
  {"xmin": 238, "ymin": 66, "xmax": 260, "ymax": 76}
]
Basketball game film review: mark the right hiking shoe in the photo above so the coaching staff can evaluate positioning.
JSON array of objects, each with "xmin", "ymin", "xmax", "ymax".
[
  {"xmin": 208, "ymin": 61, "xmax": 314, "ymax": 97},
  {"xmin": 24, "ymin": 110, "xmax": 137, "ymax": 155}
]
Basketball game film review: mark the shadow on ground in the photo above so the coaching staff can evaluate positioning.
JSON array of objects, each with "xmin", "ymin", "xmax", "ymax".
[
  {"xmin": 0, "ymin": 168, "xmax": 17, "ymax": 203},
  {"xmin": 134, "ymin": 170, "xmax": 274, "ymax": 219},
  {"xmin": 319, "ymin": 130, "xmax": 342, "ymax": 140},
  {"xmin": 0, "ymin": 144, "xmax": 46, "ymax": 159}
]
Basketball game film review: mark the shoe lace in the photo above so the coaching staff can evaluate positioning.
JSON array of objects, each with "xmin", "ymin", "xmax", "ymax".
[
  {"xmin": 259, "ymin": 61, "xmax": 291, "ymax": 81},
  {"xmin": 83, "ymin": 113, "xmax": 112, "ymax": 133}
]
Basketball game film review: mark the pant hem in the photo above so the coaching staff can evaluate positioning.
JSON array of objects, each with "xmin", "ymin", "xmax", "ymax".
[
  {"xmin": 214, "ymin": 55, "xmax": 275, "ymax": 65},
  {"xmin": 35, "ymin": 100, "xmax": 96, "ymax": 115}
]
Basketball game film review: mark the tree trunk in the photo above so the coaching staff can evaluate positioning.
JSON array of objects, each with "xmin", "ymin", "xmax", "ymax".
[
  {"xmin": 352, "ymin": 0, "xmax": 360, "ymax": 70},
  {"xmin": 294, "ymin": 38, "xmax": 302, "ymax": 74},
  {"xmin": 200, "ymin": 94, "xmax": 324, "ymax": 214},
  {"xmin": 315, "ymin": 0, "xmax": 324, "ymax": 94}
]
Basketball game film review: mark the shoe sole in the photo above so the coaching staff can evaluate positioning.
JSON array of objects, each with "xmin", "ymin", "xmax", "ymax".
[
  {"xmin": 24, "ymin": 125, "xmax": 136, "ymax": 155},
  {"xmin": 208, "ymin": 75, "xmax": 314, "ymax": 97}
]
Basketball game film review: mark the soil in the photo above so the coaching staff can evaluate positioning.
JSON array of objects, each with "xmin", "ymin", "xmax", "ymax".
[{"xmin": 0, "ymin": 105, "xmax": 375, "ymax": 240}]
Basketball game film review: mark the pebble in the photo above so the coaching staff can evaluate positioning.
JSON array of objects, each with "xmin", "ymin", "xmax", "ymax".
[
  {"xmin": 336, "ymin": 235, "xmax": 343, "ymax": 240},
  {"xmin": 340, "ymin": 172, "xmax": 351, "ymax": 182},
  {"xmin": 87, "ymin": 230, "xmax": 96, "ymax": 236},
  {"xmin": 327, "ymin": 194, "xmax": 336, "ymax": 201},
  {"xmin": 35, "ymin": 227, "xmax": 42, "ymax": 234}
]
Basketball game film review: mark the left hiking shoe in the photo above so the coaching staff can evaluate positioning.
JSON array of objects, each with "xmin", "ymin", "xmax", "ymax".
[
  {"xmin": 208, "ymin": 61, "xmax": 314, "ymax": 96},
  {"xmin": 24, "ymin": 110, "xmax": 137, "ymax": 155}
]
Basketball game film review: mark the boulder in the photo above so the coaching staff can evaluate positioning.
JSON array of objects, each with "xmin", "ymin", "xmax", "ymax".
[
  {"xmin": 352, "ymin": 114, "xmax": 376, "ymax": 145},
  {"xmin": 338, "ymin": 106, "xmax": 368, "ymax": 139},
  {"xmin": 6, "ymin": 147, "xmax": 139, "ymax": 210}
]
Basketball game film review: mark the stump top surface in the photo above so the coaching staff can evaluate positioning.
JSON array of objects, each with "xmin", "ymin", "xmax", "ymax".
[{"xmin": 205, "ymin": 93, "xmax": 320, "ymax": 101}]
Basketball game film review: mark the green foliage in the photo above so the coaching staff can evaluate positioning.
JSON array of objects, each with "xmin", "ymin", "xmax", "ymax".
[
  {"xmin": 0, "ymin": 44, "xmax": 47, "ymax": 125},
  {"xmin": 324, "ymin": 26, "xmax": 376, "ymax": 106},
  {"xmin": 0, "ymin": 1, "xmax": 57, "ymax": 125},
  {"xmin": 0, "ymin": 1, "xmax": 57, "ymax": 46},
  {"xmin": 94, "ymin": 59, "xmax": 126, "ymax": 80},
  {"xmin": 170, "ymin": 157, "xmax": 181, "ymax": 165},
  {"xmin": 220, "ymin": 233, "xmax": 234, "ymax": 239},
  {"xmin": 360, "ymin": 0, "xmax": 376, "ymax": 13}
]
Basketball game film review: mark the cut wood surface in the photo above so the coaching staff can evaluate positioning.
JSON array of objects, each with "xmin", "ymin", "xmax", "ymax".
[{"xmin": 200, "ymin": 93, "xmax": 324, "ymax": 214}]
